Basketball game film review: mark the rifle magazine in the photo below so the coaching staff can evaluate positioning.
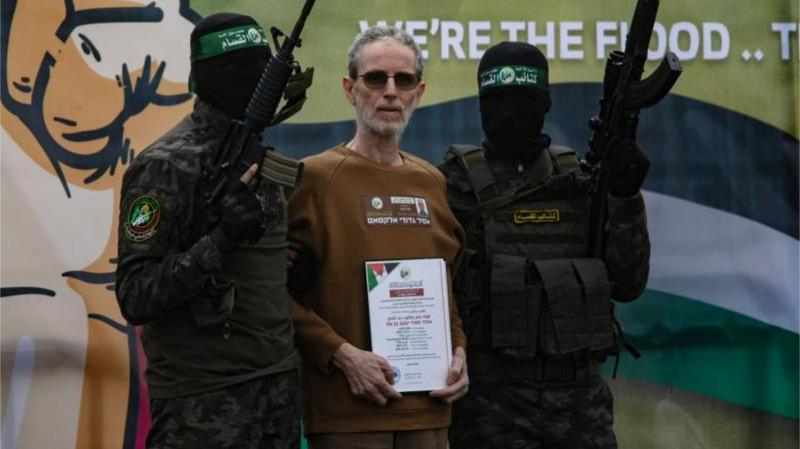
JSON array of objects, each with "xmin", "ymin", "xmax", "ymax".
[{"xmin": 259, "ymin": 151, "xmax": 304, "ymax": 188}]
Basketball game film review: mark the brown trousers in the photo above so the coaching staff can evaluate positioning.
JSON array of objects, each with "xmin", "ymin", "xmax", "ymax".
[{"xmin": 306, "ymin": 428, "xmax": 448, "ymax": 449}]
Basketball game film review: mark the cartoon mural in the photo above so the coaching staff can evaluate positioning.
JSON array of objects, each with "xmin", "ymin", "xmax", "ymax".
[{"xmin": 1, "ymin": 1, "xmax": 198, "ymax": 447}]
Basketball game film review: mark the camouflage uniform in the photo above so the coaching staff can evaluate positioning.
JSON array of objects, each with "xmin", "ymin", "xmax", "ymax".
[
  {"xmin": 438, "ymin": 143, "xmax": 649, "ymax": 449},
  {"xmin": 148, "ymin": 370, "xmax": 301, "ymax": 449},
  {"xmin": 116, "ymin": 99, "xmax": 300, "ymax": 448},
  {"xmin": 451, "ymin": 375, "xmax": 615, "ymax": 449}
]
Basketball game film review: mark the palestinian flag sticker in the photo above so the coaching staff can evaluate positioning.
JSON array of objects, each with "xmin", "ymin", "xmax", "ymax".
[
  {"xmin": 124, "ymin": 195, "xmax": 160, "ymax": 242},
  {"xmin": 366, "ymin": 262, "xmax": 399, "ymax": 293}
]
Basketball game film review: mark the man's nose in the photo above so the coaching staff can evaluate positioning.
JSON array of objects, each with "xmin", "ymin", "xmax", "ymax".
[{"xmin": 383, "ymin": 77, "xmax": 398, "ymax": 97}]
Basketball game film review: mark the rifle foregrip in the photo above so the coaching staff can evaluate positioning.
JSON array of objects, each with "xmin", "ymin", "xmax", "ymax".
[
  {"xmin": 259, "ymin": 150, "xmax": 304, "ymax": 188},
  {"xmin": 245, "ymin": 56, "xmax": 295, "ymax": 129}
]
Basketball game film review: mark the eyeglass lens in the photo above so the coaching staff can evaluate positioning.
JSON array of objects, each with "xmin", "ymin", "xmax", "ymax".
[{"xmin": 360, "ymin": 71, "xmax": 419, "ymax": 90}]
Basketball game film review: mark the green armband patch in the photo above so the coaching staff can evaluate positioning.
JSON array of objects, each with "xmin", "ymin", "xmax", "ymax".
[{"xmin": 124, "ymin": 195, "xmax": 160, "ymax": 242}]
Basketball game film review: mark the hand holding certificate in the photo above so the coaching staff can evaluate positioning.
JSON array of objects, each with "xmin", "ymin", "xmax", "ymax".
[
  {"xmin": 365, "ymin": 258, "xmax": 453, "ymax": 393},
  {"xmin": 331, "ymin": 342, "xmax": 403, "ymax": 405},
  {"xmin": 428, "ymin": 346, "xmax": 469, "ymax": 403}
]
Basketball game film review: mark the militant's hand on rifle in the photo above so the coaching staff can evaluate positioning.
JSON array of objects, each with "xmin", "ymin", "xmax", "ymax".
[
  {"xmin": 209, "ymin": 164, "xmax": 267, "ymax": 252},
  {"xmin": 607, "ymin": 140, "xmax": 650, "ymax": 198}
]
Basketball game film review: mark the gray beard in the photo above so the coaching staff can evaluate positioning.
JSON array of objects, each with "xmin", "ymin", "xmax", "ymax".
[
  {"xmin": 364, "ymin": 117, "xmax": 407, "ymax": 139},
  {"xmin": 356, "ymin": 102, "xmax": 414, "ymax": 140}
]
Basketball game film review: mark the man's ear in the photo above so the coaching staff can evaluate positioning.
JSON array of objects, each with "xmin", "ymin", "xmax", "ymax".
[
  {"xmin": 413, "ymin": 80, "xmax": 426, "ymax": 106},
  {"xmin": 342, "ymin": 76, "xmax": 356, "ymax": 105}
]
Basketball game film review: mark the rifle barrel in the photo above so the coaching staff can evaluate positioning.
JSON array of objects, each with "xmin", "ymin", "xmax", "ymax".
[{"xmin": 285, "ymin": 0, "xmax": 316, "ymax": 52}]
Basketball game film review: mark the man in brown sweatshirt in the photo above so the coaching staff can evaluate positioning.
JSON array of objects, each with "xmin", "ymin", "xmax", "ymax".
[{"xmin": 287, "ymin": 26, "xmax": 469, "ymax": 448}]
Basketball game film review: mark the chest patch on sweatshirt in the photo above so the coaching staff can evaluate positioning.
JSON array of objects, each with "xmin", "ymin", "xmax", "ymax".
[{"xmin": 361, "ymin": 195, "xmax": 431, "ymax": 227}]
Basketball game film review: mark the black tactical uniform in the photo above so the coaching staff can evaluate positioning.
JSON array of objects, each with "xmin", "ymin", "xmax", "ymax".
[
  {"xmin": 116, "ymin": 13, "xmax": 300, "ymax": 449},
  {"xmin": 439, "ymin": 42, "xmax": 650, "ymax": 449}
]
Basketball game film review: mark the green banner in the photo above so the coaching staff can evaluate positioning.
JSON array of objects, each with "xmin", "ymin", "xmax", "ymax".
[{"xmin": 193, "ymin": 0, "xmax": 799, "ymax": 137}]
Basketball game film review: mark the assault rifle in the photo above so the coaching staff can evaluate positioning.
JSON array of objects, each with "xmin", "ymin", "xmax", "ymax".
[
  {"xmin": 586, "ymin": 0, "xmax": 682, "ymax": 258},
  {"xmin": 206, "ymin": 0, "xmax": 316, "ymax": 205}
]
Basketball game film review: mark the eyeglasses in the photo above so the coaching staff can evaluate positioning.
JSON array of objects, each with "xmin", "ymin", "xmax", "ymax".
[{"xmin": 357, "ymin": 71, "xmax": 420, "ymax": 90}]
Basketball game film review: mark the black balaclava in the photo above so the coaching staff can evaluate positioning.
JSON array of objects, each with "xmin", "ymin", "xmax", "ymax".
[
  {"xmin": 190, "ymin": 12, "xmax": 271, "ymax": 119},
  {"xmin": 478, "ymin": 42, "xmax": 551, "ymax": 161}
]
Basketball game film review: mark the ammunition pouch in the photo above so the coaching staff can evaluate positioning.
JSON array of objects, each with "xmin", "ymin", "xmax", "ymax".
[
  {"xmin": 484, "ymin": 256, "xmax": 613, "ymax": 360},
  {"xmin": 534, "ymin": 258, "xmax": 614, "ymax": 356},
  {"xmin": 490, "ymin": 254, "xmax": 539, "ymax": 358}
]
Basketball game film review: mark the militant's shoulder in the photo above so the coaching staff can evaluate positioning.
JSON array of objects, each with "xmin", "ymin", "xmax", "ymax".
[
  {"xmin": 436, "ymin": 144, "xmax": 484, "ymax": 195},
  {"xmin": 128, "ymin": 118, "xmax": 208, "ymax": 179},
  {"xmin": 436, "ymin": 152, "xmax": 466, "ymax": 180},
  {"xmin": 547, "ymin": 144, "xmax": 583, "ymax": 174}
]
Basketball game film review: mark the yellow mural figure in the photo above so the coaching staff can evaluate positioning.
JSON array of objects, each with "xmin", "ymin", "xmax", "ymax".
[{"xmin": 0, "ymin": 0, "xmax": 198, "ymax": 447}]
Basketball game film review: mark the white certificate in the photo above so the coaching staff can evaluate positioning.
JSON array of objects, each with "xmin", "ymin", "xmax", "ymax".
[{"xmin": 365, "ymin": 258, "xmax": 452, "ymax": 392}]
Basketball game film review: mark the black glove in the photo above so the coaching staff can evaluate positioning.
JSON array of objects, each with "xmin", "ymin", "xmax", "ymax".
[
  {"xmin": 608, "ymin": 141, "xmax": 650, "ymax": 197},
  {"xmin": 209, "ymin": 180, "xmax": 266, "ymax": 252}
]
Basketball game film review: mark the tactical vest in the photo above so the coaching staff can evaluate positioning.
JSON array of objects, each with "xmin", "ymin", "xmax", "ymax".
[{"xmin": 446, "ymin": 144, "xmax": 615, "ymax": 361}]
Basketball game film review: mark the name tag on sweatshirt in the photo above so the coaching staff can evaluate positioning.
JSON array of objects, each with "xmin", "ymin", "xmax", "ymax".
[{"xmin": 361, "ymin": 195, "xmax": 431, "ymax": 227}]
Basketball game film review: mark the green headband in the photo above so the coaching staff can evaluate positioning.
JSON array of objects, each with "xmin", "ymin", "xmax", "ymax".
[
  {"xmin": 191, "ymin": 24, "xmax": 268, "ymax": 62},
  {"xmin": 479, "ymin": 65, "xmax": 548, "ymax": 92}
]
